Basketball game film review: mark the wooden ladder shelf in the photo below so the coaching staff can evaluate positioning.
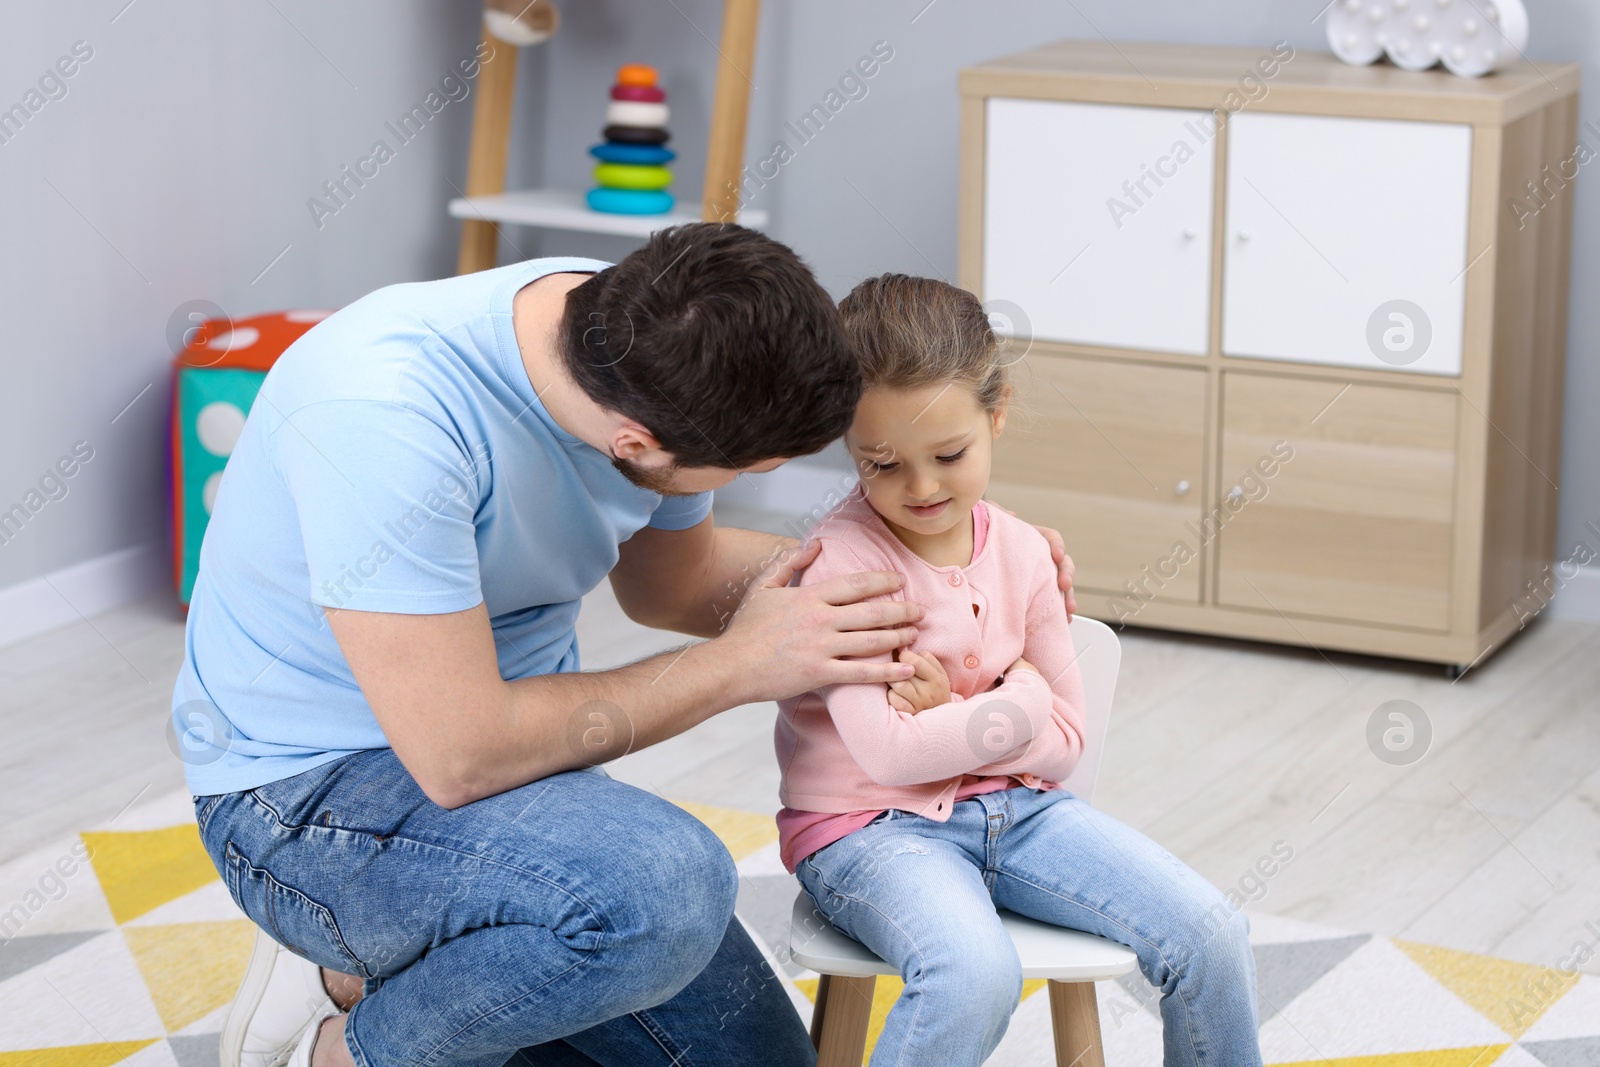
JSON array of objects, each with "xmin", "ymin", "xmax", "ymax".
[{"xmin": 453, "ymin": 0, "xmax": 766, "ymax": 274}]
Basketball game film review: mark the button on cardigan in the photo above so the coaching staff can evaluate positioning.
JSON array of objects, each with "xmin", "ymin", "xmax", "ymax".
[{"xmin": 775, "ymin": 488, "xmax": 1087, "ymax": 824}]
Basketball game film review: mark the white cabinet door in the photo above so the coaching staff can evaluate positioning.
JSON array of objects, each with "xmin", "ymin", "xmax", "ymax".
[
  {"xmin": 984, "ymin": 99, "xmax": 1216, "ymax": 356},
  {"xmin": 1222, "ymin": 112, "xmax": 1472, "ymax": 376}
]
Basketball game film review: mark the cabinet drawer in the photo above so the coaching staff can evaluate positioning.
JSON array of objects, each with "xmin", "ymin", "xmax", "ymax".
[
  {"xmin": 991, "ymin": 355, "xmax": 1207, "ymax": 604},
  {"xmin": 983, "ymin": 98, "xmax": 1215, "ymax": 355},
  {"xmin": 1216, "ymin": 372, "xmax": 1457, "ymax": 630},
  {"xmin": 1222, "ymin": 112, "xmax": 1472, "ymax": 376}
]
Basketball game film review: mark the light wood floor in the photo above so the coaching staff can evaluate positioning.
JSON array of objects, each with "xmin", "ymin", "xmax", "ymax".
[{"xmin": 3, "ymin": 504, "xmax": 1596, "ymax": 976}]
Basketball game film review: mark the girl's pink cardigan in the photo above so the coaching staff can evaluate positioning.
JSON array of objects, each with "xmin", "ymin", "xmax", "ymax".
[{"xmin": 775, "ymin": 489, "xmax": 1087, "ymax": 840}]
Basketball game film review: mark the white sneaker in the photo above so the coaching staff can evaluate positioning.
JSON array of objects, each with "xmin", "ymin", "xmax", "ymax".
[
  {"xmin": 284, "ymin": 1009, "xmax": 340, "ymax": 1067},
  {"xmin": 220, "ymin": 929, "xmax": 339, "ymax": 1067}
]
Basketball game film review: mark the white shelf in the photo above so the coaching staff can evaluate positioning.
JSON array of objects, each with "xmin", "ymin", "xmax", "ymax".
[{"xmin": 447, "ymin": 188, "xmax": 768, "ymax": 238}]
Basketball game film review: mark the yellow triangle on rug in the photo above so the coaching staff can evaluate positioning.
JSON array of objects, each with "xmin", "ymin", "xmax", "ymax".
[
  {"xmin": 0, "ymin": 1041, "xmax": 158, "ymax": 1067},
  {"xmin": 1395, "ymin": 939, "xmax": 1579, "ymax": 1039},
  {"xmin": 82, "ymin": 828, "xmax": 219, "ymax": 926},
  {"xmin": 1270, "ymin": 1047, "xmax": 1509, "ymax": 1066},
  {"xmin": 671, "ymin": 799, "xmax": 779, "ymax": 862},
  {"xmin": 122, "ymin": 921, "xmax": 257, "ymax": 1033}
]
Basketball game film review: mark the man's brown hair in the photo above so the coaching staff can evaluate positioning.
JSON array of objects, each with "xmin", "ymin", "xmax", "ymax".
[{"xmin": 560, "ymin": 224, "xmax": 861, "ymax": 469}]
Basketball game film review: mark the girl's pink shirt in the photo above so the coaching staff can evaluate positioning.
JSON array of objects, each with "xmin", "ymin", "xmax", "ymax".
[{"xmin": 774, "ymin": 488, "xmax": 1086, "ymax": 872}]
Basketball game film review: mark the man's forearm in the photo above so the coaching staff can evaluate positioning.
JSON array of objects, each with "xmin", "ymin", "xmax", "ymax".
[
  {"xmin": 337, "ymin": 543, "xmax": 921, "ymax": 810},
  {"xmin": 676, "ymin": 526, "xmax": 797, "ymax": 638},
  {"xmin": 443, "ymin": 638, "xmax": 752, "ymax": 806}
]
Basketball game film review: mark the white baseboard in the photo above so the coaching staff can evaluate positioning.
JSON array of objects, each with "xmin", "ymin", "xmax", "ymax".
[
  {"xmin": 1547, "ymin": 563, "xmax": 1600, "ymax": 623},
  {"xmin": 0, "ymin": 542, "xmax": 166, "ymax": 650}
]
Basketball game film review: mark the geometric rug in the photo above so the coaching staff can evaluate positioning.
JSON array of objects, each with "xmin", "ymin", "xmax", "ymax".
[
  {"xmin": 713, "ymin": 797, "xmax": 1600, "ymax": 1067},
  {"xmin": 0, "ymin": 791, "xmax": 251, "ymax": 1067},
  {"xmin": 2, "ymin": 790, "xmax": 1596, "ymax": 1067}
]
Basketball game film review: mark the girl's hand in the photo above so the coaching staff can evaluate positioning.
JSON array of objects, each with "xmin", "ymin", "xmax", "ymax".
[
  {"xmin": 887, "ymin": 649, "xmax": 950, "ymax": 714},
  {"xmin": 1007, "ymin": 655, "xmax": 1040, "ymax": 677}
]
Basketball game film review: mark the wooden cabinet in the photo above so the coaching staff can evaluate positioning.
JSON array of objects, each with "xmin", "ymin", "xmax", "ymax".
[
  {"xmin": 960, "ymin": 40, "xmax": 1579, "ymax": 669},
  {"xmin": 991, "ymin": 356, "xmax": 1207, "ymax": 602}
]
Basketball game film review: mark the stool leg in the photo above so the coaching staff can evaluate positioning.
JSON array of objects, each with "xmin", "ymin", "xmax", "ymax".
[
  {"xmin": 1048, "ymin": 980, "xmax": 1106, "ymax": 1067},
  {"xmin": 811, "ymin": 974, "xmax": 876, "ymax": 1067},
  {"xmin": 808, "ymin": 972, "xmax": 832, "ymax": 1048}
]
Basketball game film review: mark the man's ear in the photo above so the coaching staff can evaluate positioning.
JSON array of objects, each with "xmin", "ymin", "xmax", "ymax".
[{"xmin": 611, "ymin": 421, "xmax": 666, "ymax": 463}]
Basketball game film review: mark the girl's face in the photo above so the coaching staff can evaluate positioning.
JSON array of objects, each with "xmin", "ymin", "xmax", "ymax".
[{"xmin": 846, "ymin": 381, "xmax": 1008, "ymax": 546}]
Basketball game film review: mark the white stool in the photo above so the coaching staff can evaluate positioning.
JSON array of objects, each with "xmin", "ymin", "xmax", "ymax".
[
  {"xmin": 789, "ymin": 892, "xmax": 1137, "ymax": 1066},
  {"xmin": 783, "ymin": 615, "xmax": 1137, "ymax": 1066}
]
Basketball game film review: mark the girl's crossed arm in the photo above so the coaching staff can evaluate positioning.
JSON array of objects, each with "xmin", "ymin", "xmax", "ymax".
[
  {"xmin": 802, "ymin": 536, "xmax": 1078, "ymax": 788},
  {"xmin": 968, "ymin": 557, "xmax": 1087, "ymax": 784}
]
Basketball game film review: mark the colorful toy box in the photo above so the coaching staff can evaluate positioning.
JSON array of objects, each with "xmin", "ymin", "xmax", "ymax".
[{"xmin": 169, "ymin": 309, "xmax": 333, "ymax": 605}]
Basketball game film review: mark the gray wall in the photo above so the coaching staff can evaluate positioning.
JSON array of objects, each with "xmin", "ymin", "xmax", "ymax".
[
  {"xmin": 2, "ymin": 0, "xmax": 1595, "ymax": 592},
  {"xmin": 0, "ymin": 0, "xmax": 485, "ymax": 589}
]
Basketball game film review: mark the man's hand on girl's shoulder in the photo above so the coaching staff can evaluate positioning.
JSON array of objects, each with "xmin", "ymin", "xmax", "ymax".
[
  {"xmin": 717, "ymin": 539, "xmax": 923, "ymax": 703},
  {"xmin": 1042, "ymin": 533, "xmax": 1077, "ymax": 617}
]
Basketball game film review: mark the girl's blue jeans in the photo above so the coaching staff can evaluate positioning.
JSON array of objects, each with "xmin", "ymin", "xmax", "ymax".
[
  {"xmin": 195, "ymin": 748, "xmax": 816, "ymax": 1067},
  {"xmin": 795, "ymin": 786, "xmax": 1263, "ymax": 1067}
]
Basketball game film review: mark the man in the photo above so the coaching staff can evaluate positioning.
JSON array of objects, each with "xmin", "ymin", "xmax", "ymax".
[{"xmin": 175, "ymin": 224, "xmax": 1075, "ymax": 1067}]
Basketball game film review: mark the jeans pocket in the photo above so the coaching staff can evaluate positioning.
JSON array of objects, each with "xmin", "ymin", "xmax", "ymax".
[{"xmin": 223, "ymin": 840, "xmax": 367, "ymax": 978}]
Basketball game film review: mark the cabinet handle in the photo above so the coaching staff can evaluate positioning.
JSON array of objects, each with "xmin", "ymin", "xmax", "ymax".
[
  {"xmin": 1175, "ymin": 479, "xmax": 1191, "ymax": 496},
  {"xmin": 1227, "ymin": 485, "xmax": 1245, "ymax": 501},
  {"xmin": 1183, "ymin": 227, "xmax": 1197, "ymax": 240},
  {"xmin": 1236, "ymin": 230, "xmax": 1251, "ymax": 242}
]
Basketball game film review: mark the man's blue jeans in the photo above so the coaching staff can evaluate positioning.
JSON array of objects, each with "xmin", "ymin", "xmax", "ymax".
[
  {"xmin": 195, "ymin": 749, "xmax": 816, "ymax": 1067},
  {"xmin": 796, "ymin": 786, "xmax": 1262, "ymax": 1067}
]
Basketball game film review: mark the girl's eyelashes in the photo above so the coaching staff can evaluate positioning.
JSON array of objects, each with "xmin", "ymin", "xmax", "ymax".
[{"xmin": 857, "ymin": 447, "xmax": 966, "ymax": 474}]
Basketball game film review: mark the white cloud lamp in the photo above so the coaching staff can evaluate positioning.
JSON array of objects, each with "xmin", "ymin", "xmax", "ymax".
[{"xmin": 1326, "ymin": 0, "xmax": 1529, "ymax": 78}]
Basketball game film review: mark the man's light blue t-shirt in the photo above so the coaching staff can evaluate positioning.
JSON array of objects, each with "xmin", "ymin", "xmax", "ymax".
[{"xmin": 173, "ymin": 257, "xmax": 713, "ymax": 795}]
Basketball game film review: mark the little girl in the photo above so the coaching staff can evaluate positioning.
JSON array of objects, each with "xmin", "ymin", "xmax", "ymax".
[{"xmin": 775, "ymin": 275, "xmax": 1263, "ymax": 1066}]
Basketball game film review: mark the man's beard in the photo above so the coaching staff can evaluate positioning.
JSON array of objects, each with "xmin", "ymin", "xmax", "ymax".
[{"xmin": 611, "ymin": 455, "xmax": 695, "ymax": 496}]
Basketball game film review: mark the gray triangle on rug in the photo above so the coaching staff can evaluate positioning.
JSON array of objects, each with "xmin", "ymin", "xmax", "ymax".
[
  {"xmin": 1113, "ymin": 934, "xmax": 1374, "ymax": 1025},
  {"xmin": 167, "ymin": 1033, "xmax": 221, "ymax": 1067},
  {"xmin": 1253, "ymin": 934, "xmax": 1372, "ymax": 1023},
  {"xmin": 0, "ymin": 930, "xmax": 105, "ymax": 985},
  {"xmin": 1521, "ymin": 1035, "xmax": 1600, "ymax": 1067}
]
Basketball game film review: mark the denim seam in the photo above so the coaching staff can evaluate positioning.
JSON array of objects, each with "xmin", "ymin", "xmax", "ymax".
[
  {"xmin": 224, "ymin": 841, "xmax": 367, "ymax": 977},
  {"xmin": 240, "ymin": 788, "xmax": 606, "ymax": 925},
  {"xmin": 417, "ymin": 951, "xmax": 601, "ymax": 1067},
  {"xmin": 628, "ymin": 1007, "xmax": 694, "ymax": 1065},
  {"xmin": 339, "ymin": 942, "xmax": 603, "ymax": 1067},
  {"xmin": 983, "ymin": 798, "xmax": 1010, "ymax": 888},
  {"xmin": 992, "ymin": 868, "xmax": 1203, "ymax": 1065},
  {"xmin": 343, "ymin": 1000, "xmax": 378, "ymax": 1067},
  {"xmin": 194, "ymin": 793, "xmax": 224, "ymax": 830}
]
